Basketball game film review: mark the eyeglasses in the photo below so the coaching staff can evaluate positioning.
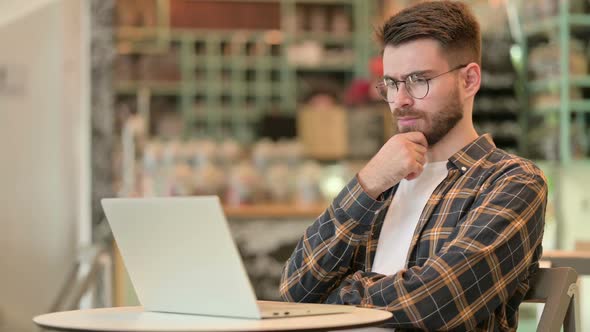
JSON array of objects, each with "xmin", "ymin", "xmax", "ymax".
[{"xmin": 376, "ymin": 64, "xmax": 468, "ymax": 102}]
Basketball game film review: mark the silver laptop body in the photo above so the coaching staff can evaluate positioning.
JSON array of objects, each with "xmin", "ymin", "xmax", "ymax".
[{"xmin": 101, "ymin": 196, "xmax": 353, "ymax": 319}]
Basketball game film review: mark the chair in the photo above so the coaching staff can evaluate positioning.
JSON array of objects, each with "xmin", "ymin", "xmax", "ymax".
[
  {"xmin": 523, "ymin": 267, "xmax": 579, "ymax": 332},
  {"xmin": 542, "ymin": 250, "xmax": 590, "ymax": 275}
]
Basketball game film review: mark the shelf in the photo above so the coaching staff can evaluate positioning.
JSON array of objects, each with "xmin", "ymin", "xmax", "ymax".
[
  {"xmin": 115, "ymin": 81, "xmax": 182, "ymax": 95},
  {"xmin": 187, "ymin": 56, "xmax": 283, "ymax": 70},
  {"xmin": 175, "ymin": 0, "xmax": 354, "ymax": 3},
  {"xmin": 190, "ymin": 84, "xmax": 282, "ymax": 96},
  {"xmin": 473, "ymin": 112, "xmax": 518, "ymax": 119},
  {"xmin": 570, "ymin": 14, "xmax": 590, "ymax": 27},
  {"xmin": 115, "ymin": 81, "xmax": 285, "ymax": 98},
  {"xmin": 291, "ymin": 63, "xmax": 354, "ymax": 72},
  {"xmin": 223, "ymin": 203, "xmax": 327, "ymax": 219},
  {"xmin": 524, "ymin": 14, "xmax": 590, "ymax": 36},
  {"xmin": 293, "ymin": 32, "xmax": 353, "ymax": 44},
  {"xmin": 285, "ymin": 0, "xmax": 354, "ymax": 4},
  {"xmin": 117, "ymin": 26, "xmax": 163, "ymax": 38},
  {"xmin": 169, "ymin": 28, "xmax": 282, "ymax": 43},
  {"xmin": 481, "ymin": 72, "xmax": 516, "ymax": 88},
  {"xmin": 533, "ymin": 100, "xmax": 590, "ymax": 114},
  {"xmin": 529, "ymin": 76, "xmax": 590, "ymax": 93}
]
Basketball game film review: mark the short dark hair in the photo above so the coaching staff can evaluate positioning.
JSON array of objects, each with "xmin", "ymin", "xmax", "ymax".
[{"xmin": 377, "ymin": 1, "xmax": 481, "ymax": 66}]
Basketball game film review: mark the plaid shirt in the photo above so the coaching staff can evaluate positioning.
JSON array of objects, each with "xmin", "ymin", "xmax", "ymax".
[{"xmin": 280, "ymin": 135, "xmax": 547, "ymax": 331}]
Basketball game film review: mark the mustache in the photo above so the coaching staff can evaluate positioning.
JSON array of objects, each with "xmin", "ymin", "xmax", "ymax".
[{"xmin": 393, "ymin": 108, "xmax": 424, "ymax": 118}]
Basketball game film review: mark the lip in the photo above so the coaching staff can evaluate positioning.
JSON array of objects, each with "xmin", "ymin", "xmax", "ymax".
[{"xmin": 397, "ymin": 117, "xmax": 420, "ymax": 126}]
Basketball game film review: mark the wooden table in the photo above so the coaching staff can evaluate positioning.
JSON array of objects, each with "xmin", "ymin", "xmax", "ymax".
[{"xmin": 34, "ymin": 305, "xmax": 393, "ymax": 332}]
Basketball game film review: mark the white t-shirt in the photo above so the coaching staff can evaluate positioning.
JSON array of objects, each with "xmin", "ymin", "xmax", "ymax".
[
  {"xmin": 346, "ymin": 162, "xmax": 449, "ymax": 332},
  {"xmin": 371, "ymin": 161, "xmax": 449, "ymax": 275}
]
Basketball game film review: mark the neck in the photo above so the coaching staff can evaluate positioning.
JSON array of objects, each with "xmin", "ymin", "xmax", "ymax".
[{"xmin": 426, "ymin": 117, "xmax": 478, "ymax": 163}]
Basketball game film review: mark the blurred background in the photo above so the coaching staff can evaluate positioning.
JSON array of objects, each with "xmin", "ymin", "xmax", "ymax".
[{"xmin": 1, "ymin": 0, "xmax": 589, "ymax": 331}]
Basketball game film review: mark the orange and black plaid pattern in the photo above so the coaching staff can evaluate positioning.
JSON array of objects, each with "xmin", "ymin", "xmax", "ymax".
[{"xmin": 280, "ymin": 135, "xmax": 547, "ymax": 331}]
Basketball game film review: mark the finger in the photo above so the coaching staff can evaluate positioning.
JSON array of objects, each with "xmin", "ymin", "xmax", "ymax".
[
  {"xmin": 405, "ymin": 161, "xmax": 424, "ymax": 180},
  {"xmin": 404, "ymin": 131, "xmax": 428, "ymax": 148},
  {"xmin": 414, "ymin": 151, "xmax": 426, "ymax": 165},
  {"xmin": 405, "ymin": 172, "xmax": 418, "ymax": 181},
  {"xmin": 413, "ymin": 144, "xmax": 427, "ymax": 155}
]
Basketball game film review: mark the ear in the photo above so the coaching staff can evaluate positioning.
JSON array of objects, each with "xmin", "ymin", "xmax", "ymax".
[{"xmin": 462, "ymin": 63, "xmax": 481, "ymax": 98}]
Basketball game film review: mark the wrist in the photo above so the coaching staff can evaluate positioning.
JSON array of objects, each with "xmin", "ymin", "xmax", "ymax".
[{"xmin": 357, "ymin": 169, "xmax": 384, "ymax": 200}]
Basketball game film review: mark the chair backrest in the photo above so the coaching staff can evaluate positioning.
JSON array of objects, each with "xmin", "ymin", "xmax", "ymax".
[{"xmin": 523, "ymin": 267, "xmax": 579, "ymax": 332}]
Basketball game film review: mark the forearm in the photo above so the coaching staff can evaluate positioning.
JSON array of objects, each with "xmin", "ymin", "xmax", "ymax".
[
  {"xmin": 325, "ymin": 241, "xmax": 541, "ymax": 330},
  {"xmin": 280, "ymin": 176, "xmax": 389, "ymax": 303}
]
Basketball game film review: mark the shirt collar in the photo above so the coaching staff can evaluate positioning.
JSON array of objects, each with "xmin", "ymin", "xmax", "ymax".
[{"xmin": 447, "ymin": 134, "xmax": 496, "ymax": 173}]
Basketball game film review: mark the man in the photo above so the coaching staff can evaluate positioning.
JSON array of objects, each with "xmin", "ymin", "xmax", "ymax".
[{"xmin": 280, "ymin": 1, "xmax": 547, "ymax": 331}]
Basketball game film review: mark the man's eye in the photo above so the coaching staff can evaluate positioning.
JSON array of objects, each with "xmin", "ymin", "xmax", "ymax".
[
  {"xmin": 384, "ymin": 78, "xmax": 396, "ymax": 87},
  {"xmin": 408, "ymin": 75, "xmax": 427, "ymax": 84}
]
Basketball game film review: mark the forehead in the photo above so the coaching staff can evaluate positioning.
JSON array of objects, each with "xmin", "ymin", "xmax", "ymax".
[{"xmin": 382, "ymin": 39, "xmax": 448, "ymax": 77}]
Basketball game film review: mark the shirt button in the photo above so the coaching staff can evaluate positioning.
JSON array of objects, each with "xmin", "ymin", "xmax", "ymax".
[{"xmin": 461, "ymin": 167, "xmax": 467, "ymax": 172}]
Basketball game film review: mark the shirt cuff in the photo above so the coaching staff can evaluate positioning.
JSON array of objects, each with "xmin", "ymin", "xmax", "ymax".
[{"xmin": 332, "ymin": 175, "xmax": 388, "ymax": 226}]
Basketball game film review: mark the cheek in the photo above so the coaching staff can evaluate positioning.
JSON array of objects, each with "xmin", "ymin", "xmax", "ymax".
[
  {"xmin": 413, "ymin": 101, "xmax": 433, "ymax": 120},
  {"xmin": 427, "ymin": 81, "xmax": 455, "ymax": 99}
]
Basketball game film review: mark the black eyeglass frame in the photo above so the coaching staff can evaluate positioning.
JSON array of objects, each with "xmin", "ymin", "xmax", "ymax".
[{"xmin": 375, "ymin": 63, "xmax": 469, "ymax": 101}]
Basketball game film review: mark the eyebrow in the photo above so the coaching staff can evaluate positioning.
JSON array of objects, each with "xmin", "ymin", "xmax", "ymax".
[{"xmin": 383, "ymin": 69, "xmax": 436, "ymax": 81}]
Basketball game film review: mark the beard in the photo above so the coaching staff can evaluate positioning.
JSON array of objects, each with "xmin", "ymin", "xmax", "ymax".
[{"xmin": 394, "ymin": 87, "xmax": 464, "ymax": 146}]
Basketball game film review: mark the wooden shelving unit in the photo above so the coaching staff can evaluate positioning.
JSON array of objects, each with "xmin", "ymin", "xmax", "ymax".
[{"xmin": 114, "ymin": 0, "xmax": 376, "ymax": 142}]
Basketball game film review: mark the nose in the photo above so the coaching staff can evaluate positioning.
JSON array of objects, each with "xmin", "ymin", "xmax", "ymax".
[{"xmin": 391, "ymin": 83, "xmax": 414, "ymax": 111}]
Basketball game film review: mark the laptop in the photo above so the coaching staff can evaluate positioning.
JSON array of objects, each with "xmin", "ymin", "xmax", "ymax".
[{"xmin": 101, "ymin": 196, "xmax": 354, "ymax": 319}]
